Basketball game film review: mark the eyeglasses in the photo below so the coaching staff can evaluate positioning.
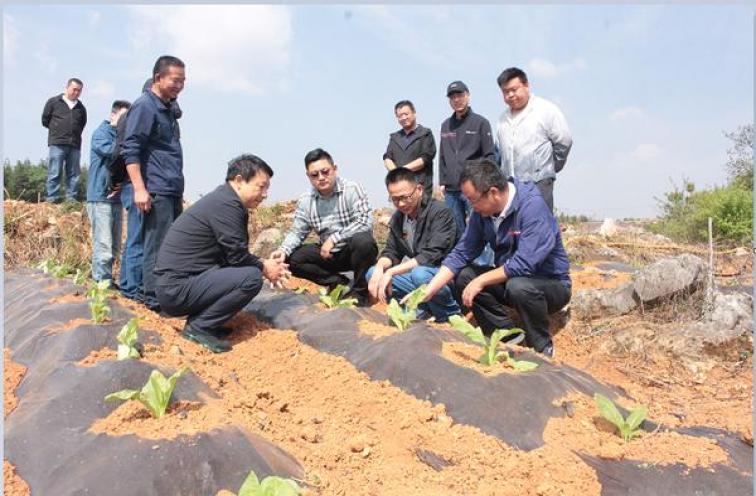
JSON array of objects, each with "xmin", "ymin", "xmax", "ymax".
[
  {"xmin": 388, "ymin": 187, "xmax": 419, "ymax": 205},
  {"xmin": 307, "ymin": 168, "xmax": 332, "ymax": 179},
  {"xmin": 467, "ymin": 188, "xmax": 491, "ymax": 205}
]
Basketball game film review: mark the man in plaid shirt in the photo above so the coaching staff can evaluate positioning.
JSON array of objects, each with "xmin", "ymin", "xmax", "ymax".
[{"xmin": 271, "ymin": 148, "xmax": 378, "ymax": 305}]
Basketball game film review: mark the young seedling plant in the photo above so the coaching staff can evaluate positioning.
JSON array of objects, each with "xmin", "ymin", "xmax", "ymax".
[
  {"xmin": 387, "ymin": 284, "xmax": 428, "ymax": 331},
  {"xmin": 235, "ymin": 469, "xmax": 301, "ymax": 496},
  {"xmin": 116, "ymin": 317, "xmax": 142, "ymax": 360},
  {"xmin": 87, "ymin": 279, "xmax": 112, "ymax": 323},
  {"xmin": 318, "ymin": 283, "xmax": 357, "ymax": 309},
  {"xmin": 448, "ymin": 315, "xmax": 538, "ymax": 371},
  {"xmin": 593, "ymin": 393, "xmax": 648, "ymax": 442},
  {"xmin": 37, "ymin": 258, "xmax": 74, "ymax": 278},
  {"xmin": 105, "ymin": 367, "xmax": 190, "ymax": 419},
  {"xmin": 71, "ymin": 268, "xmax": 87, "ymax": 286}
]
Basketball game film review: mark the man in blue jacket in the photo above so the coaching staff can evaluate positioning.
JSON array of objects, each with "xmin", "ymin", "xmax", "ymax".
[
  {"xmin": 86, "ymin": 100, "xmax": 131, "ymax": 284},
  {"xmin": 122, "ymin": 55, "xmax": 186, "ymax": 312},
  {"xmin": 419, "ymin": 159, "xmax": 571, "ymax": 357}
]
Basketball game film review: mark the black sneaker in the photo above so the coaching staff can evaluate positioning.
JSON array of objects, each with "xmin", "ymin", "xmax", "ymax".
[
  {"xmin": 182, "ymin": 327, "xmax": 232, "ymax": 353},
  {"xmin": 502, "ymin": 331, "xmax": 525, "ymax": 346},
  {"xmin": 208, "ymin": 326, "xmax": 234, "ymax": 338},
  {"xmin": 541, "ymin": 343, "xmax": 555, "ymax": 358}
]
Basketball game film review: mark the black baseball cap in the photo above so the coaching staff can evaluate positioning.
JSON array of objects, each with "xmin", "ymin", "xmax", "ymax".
[{"xmin": 446, "ymin": 80, "xmax": 469, "ymax": 96}]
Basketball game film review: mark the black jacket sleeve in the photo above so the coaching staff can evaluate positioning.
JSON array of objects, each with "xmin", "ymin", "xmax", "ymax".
[
  {"xmin": 414, "ymin": 204, "xmax": 458, "ymax": 267},
  {"xmin": 420, "ymin": 131, "xmax": 436, "ymax": 168},
  {"xmin": 480, "ymin": 118, "xmax": 495, "ymax": 161},
  {"xmin": 211, "ymin": 199, "xmax": 264, "ymax": 270},
  {"xmin": 378, "ymin": 213, "xmax": 404, "ymax": 266},
  {"xmin": 382, "ymin": 135, "xmax": 394, "ymax": 161},
  {"xmin": 41, "ymin": 98, "xmax": 54, "ymax": 128}
]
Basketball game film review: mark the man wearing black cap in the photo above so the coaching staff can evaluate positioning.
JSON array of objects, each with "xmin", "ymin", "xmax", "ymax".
[{"xmin": 439, "ymin": 81, "xmax": 495, "ymax": 234}]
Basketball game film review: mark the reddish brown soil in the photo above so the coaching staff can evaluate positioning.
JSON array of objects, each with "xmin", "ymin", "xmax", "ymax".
[
  {"xmin": 4, "ymin": 461, "xmax": 30, "ymax": 496},
  {"xmin": 43, "ymin": 317, "xmax": 96, "ymax": 335},
  {"xmin": 440, "ymin": 341, "xmax": 542, "ymax": 377},
  {"xmin": 4, "ymin": 349, "xmax": 25, "ymax": 418}
]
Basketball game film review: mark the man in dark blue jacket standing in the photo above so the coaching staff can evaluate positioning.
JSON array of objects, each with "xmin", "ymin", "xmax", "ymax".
[
  {"xmin": 122, "ymin": 55, "xmax": 186, "ymax": 312},
  {"xmin": 419, "ymin": 160, "xmax": 571, "ymax": 357}
]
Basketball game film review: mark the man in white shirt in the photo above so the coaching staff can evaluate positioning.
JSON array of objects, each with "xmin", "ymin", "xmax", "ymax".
[{"xmin": 494, "ymin": 67, "xmax": 572, "ymax": 212}]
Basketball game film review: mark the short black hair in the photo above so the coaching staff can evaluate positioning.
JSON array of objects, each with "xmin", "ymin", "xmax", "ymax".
[
  {"xmin": 496, "ymin": 67, "xmax": 528, "ymax": 87},
  {"xmin": 111, "ymin": 100, "xmax": 131, "ymax": 112},
  {"xmin": 67, "ymin": 78, "xmax": 83, "ymax": 87},
  {"xmin": 460, "ymin": 159, "xmax": 508, "ymax": 193},
  {"xmin": 152, "ymin": 55, "xmax": 185, "ymax": 79},
  {"xmin": 394, "ymin": 100, "xmax": 415, "ymax": 113},
  {"xmin": 304, "ymin": 148, "xmax": 333, "ymax": 168},
  {"xmin": 385, "ymin": 167, "xmax": 418, "ymax": 187},
  {"xmin": 226, "ymin": 154, "xmax": 274, "ymax": 182}
]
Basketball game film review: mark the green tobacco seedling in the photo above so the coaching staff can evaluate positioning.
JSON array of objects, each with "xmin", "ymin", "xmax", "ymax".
[
  {"xmin": 116, "ymin": 317, "xmax": 142, "ymax": 360},
  {"xmin": 237, "ymin": 470, "xmax": 301, "ymax": 496},
  {"xmin": 87, "ymin": 280, "xmax": 112, "ymax": 323},
  {"xmin": 294, "ymin": 287, "xmax": 309, "ymax": 294},
  {"xmin": 72, "ymin": 268, "xmax": 87, "ymax": 286},
  {"xmin": 318, "ymin": 284, "xmax": 357, "ymax": 309},
  {"xmin": 448, "ymin": 315, "xmax": 537, "ymax": 370},
  {"xmin": 37, "ymin": 259, "xmax": 56, "ymax": 274},
  {"xmin": 593, "ymin": 393, "xmax": 647, "ymax": 442},
  {"xmin": 387, "ymin": 284, "xmax": 428, "ymax": 331},
  {"xmin": 105, "ymin": 367, "xmax": 189, "ymax": 419}
]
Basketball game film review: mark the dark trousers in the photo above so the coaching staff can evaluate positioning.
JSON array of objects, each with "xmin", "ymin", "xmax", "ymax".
[
  {"xmin": 156, "ymin": 266, "xmax": 263, "ymax": 333},
  {"xmin": 142, "ymin": 195, "xmax": 182, "ymax": 308},
  {"xmin": 536, "ymin": 178, "xmax": 554, "ymax": 213},
  {"xmin": 288, "ymin": 231, "xmax": 378, "ymax": 296},
  {"xmin": 455, "ymin": 265, "xmax": 571, "ymax": 352}
]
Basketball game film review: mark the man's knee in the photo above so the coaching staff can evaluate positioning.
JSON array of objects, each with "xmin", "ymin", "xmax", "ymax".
[
  {"xmin": 454, "ymin": 265, "xmax": 477, "ymax": 291},
  {"xmin": 239, "ymin": 267, "xmax": 264, "ymax": 295},
  {"xmin": 505, "ymin": 277, "xmax": 539, "ymax": 302},
  {"xmin": 409, "ymin": 266, "xmax": 435, "ymax": 286},
  {"xmin": 349, "ymin": 231, "xmax": 378, "ymax": 255}
]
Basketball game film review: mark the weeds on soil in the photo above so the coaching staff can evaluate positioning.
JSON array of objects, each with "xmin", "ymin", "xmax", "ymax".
[
  {"xmin": 318, "ymin": 284, "xmax": 357, "ymax": 309},
  {"xmin": 449, "ymin": 315, "xmax": 538, "ymax": 370},
  {"xmin": 387, "ymin": 284, "xmax": 428, "ymax": 331},
  {"xmin": 105, "ymin": 367, "xmax": 189, "ymax": 419},
  {"xmin": 593, "ymin": 393, "xmax": 648, "ymax": 442},
  {"xmin": 236, "ymin": 469, "xmax": 301, "ymax": 496}
]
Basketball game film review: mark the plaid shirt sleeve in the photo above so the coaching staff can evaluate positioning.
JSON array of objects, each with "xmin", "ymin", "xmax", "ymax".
[
  {"xmin": 328, "ymin": 181, "xmax": 373, "ymax": 246},
  {"xmin": 280, "ymin": 193, "xmax": 313, "ymax": 256}
]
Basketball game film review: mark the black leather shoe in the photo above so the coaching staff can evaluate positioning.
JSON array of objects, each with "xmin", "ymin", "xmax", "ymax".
[
  {"xmin": 541, "ymin": 343, "xmax": 555, "ymax": 358},
  {"xmin": 181, "ymin": 327, "xmax": 232, "ymax": 353},
  {"xmin": 208, "ymin": 326, "xmax": 234, "ymax": 338}
]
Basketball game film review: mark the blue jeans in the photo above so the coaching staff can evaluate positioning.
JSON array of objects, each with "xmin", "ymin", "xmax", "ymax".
[
  {"xmin": 119, "ymin": 183, "xmax": 144, "ymax": 301},
  {"xmin": 367, "ymin": 265, "xmax": 461, "ymax": 322},
  {"xmin": 443, "ymin": 190, "xmax": 470, "ymax": 234},
  {"xmin": 46, "ymin": 145, "xmax": 81, "ymax": 202},
  {"xmin": 86, "ymin": 202, "xmax": 122, "ymax": 283},
  {"xmin": 142, "ymin": 194, "xmax": 183, "ymax": 309}
]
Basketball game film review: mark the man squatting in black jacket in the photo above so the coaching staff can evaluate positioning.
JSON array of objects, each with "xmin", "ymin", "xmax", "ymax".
[{"xmin": 154, "ymin": 154, "xmax": 290, "ymax": 353}]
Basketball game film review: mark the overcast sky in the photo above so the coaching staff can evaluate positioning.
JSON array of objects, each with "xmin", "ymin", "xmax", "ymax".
[{"xmin": 2, "ymin": 4, "xmax": 753, "ymax": 218}]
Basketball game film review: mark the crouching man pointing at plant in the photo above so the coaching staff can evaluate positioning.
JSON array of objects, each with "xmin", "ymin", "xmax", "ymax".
[
  {"xmin": 154, "ymin": 154, "xmax": 290, "ymax": 353},
  {"xmin": 415, "ymin": 159, "xmax": 571, "ymax": 357}
]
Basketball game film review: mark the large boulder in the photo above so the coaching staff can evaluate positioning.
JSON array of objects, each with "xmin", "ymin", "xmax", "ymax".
[
  {"xmin": 251, "ymin": 227, "xmax": 282, "ymax": 258},
  {"xmin": 572, "ymin": 282, "xmax": 638, "ymax": 320},
  {"xmin": 633, "ymin": 254, "xmax": 706, "ymax": 303}
]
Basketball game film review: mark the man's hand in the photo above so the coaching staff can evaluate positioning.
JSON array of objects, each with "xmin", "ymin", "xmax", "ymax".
[
  {"xmin": 270, "ymin": 249, "xmax": 286, "ymax": 263},
  {"xmin": 368, "ymin": 266, "xmax": 384, "ymax": 300},
  {"xmin": 320, "ymin": 238, "xmax": 335, "ymax": 260},
  {"xmin": 377, "ymin": 272, "xmax": 393, "ymax": 304},
  {"xmin": 462, "ymin": 277, "xmax": 485, "ymax": 308},
  {"xmin": 262, "ymin": 258, "xmax": 290, "ymax": 285},
  {"xmin": 106, "ymin": 182, "xmax": 123, "ymax": 200},
  {"xmin": 134, "ymin": 186, "xmax": 152, "ymax": 213},
  {"xmin": 439, "ymin": 185, "xmax": 446, "ymax": 195}
]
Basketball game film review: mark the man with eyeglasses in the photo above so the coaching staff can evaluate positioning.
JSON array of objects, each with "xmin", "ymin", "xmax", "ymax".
[
  {"xmin": 494, "ymin": 67, "xmax": 572, "ymax": 213},
  {"xmin": 366, "ymin": 168, "xmax": 461, "ymax": 322},
  {"xmin": 271, "ymin": 148, "xmax": 378, "ymax": 306},
  {"xmin": 383, "ymin": 100, "xmax": 436, "ymax": 205},
  {"xmin": 417, "ymin": 159, "xmax": 571, "ymax": 358}
]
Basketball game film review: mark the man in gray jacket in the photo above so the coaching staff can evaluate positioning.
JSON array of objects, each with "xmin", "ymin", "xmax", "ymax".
[
  {"xmin": 494, "ymin": 67, "xmax": 572, "ymax": 212},
  {"xmin": 367, "ymin": 168, "xmax": 461, "ymax": 322}
]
